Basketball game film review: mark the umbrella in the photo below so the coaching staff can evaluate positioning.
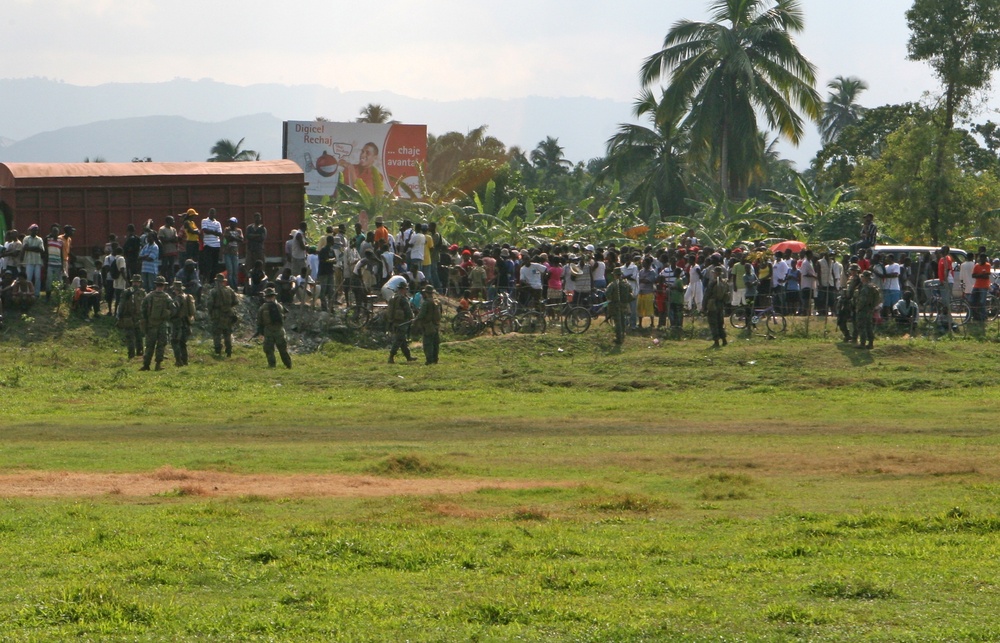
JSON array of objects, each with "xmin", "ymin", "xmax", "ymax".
[{"xmin": 770, "ymin": 240, "xmax": 807, "ymax": 254}]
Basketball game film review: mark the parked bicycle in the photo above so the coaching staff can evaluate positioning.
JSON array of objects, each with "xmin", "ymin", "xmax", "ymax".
[
  {"xmin": 919, "ymin": 279, "xmax": 970, "ymax": 328},
  {"xmin": 729, "ymin": 295, "xmax": 786, "ymax": 334}
]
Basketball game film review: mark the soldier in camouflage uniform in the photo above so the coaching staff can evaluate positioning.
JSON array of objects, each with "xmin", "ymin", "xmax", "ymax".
[
  {"xmin": 256, "ymin": 287, "xmax": 292, "ymax": 368},
  {"xmin": 605, "ymin": 266, "xmax": 634, "ymax": 345},
  {"xmin": 386, "ymin": 281, "xmax": 416, "ymax": 364},
  {"xmin": 170, "ymin": 280, "xmax": 196, "ymax": 366},
  {"xmin": 412, "ymin": 284, "xmax": 442, "ymax": 365},
  {"xmin": 206, "ymin": 273, "xmax": 239, "ymax": 357},
  {"xmin": 116, "ymin": 273, "xmax": 145, "ymax": 359},
  {"xmin": 854, "ymin": 270, "xmax": 881, "ymax": 350},
  {"xmin": 140, "ymin": 275, "xmax": 174, "ymax": 371},
  {"xmin": 704, "ymin": 266, "xmax": 729, "ymax": 347},
  {"xmin": 837, "ymin": 263, "xmax": 861, "ymax": 343}
]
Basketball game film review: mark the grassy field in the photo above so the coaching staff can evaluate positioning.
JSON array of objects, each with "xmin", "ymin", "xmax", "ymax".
[{"xmin": 1, "ymin": 308, "xmax": 1000, "ymax": 641}]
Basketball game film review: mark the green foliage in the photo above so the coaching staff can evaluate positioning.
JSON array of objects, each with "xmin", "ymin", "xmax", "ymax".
[
  {"xmin": 854, "ymin": 119, "xmax": 1000, "ymax": 244},
  {"xmin": 907, "ymin": 0, "xmax": 1000, "ymax": 130},
  {"xmin": 641, "ymin": 0, "xmax": 822, "ymax": 199}
]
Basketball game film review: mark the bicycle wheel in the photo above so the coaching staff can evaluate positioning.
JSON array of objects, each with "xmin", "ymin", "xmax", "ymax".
[
  {"xmin": 345, "ymin": 306, "xmax": 371, "ymax": 330},
  {"xmin": 492, "ymin": 313, "xmax": 515, "ymax": 335},
  {"xmin": 949, "ymin": 299, "xmax": 971, "ymax": 326},
  {"xmin": 563, "ymin": 307, "xmax": 591, "ymax": 333},
  {"xmin": 765, "ymin": 313, "xmax": 786, "ymax": 333},
  {"xmin": 988, "ymin": 295, "xmax": 1000, "ymax": 320},
  {"xmin": 729, "ymin": 311, "xmax": 747, "ymax": 330},
  {"xmin": 515, "ymin": 311, "xmax": 546, "ymax": 334}
]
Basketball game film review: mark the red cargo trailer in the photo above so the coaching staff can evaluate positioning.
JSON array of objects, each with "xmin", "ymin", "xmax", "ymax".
[{"xmin": 0, "ymin": 161, "xmax": 305, "ymax": 263}]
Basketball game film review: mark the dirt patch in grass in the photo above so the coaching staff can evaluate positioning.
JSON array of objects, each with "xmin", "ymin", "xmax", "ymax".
[{"xmin": 0, "ymin": 470, "xmax": 560, "ymax": 498}]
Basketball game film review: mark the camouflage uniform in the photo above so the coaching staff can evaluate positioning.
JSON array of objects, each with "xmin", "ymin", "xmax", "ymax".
[
  {"xmin": 170, "ymin": 283, "xmax": 196, "ymax": 366},
  {"xmin": 705, "ymin": 274, "xmax": 729, "ymax": 346},
  {"xmin": 387, "ymin": 288, "xmax": 415, "ymax": 363},
  {"xmin": 140, "ymin": 278, "xmax": 174, "ymax": 370},
  {"xmin": 116, "ymin": 276, "xmax": 145, "ymax": 358},
  {"xmin": 605, "ymin": 273, "xmax": 634, "ymax": 345},
  {"xmin": 257, "ymin": 292, "xmax": 292, "ymax": 368},
  {"xmin": 837, "ymin": 267, "xmax": 861, "ymax": 342},
  {"xmin": 206, "ymin": 276, "xmax": 239, "ymax": 356},
  {"xmin": 854, "ymin": 277, "xmax": 881, "ymax": 349},
  {"xmin": 412, "ymin": 286, "xmax": 441, "ymax": 364}
]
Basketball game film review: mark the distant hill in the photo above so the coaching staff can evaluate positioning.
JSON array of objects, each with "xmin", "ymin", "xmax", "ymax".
[
  {"xmin": 0, "ymin": 114, "xmax": 282, "ymax": 163},
  {"xmin": 0, "ymin": 78, "xmax": 633, "ymax": 164}
]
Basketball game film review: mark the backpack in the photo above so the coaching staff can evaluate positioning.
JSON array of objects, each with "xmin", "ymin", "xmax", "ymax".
[
  {"xmin": 109, "ymin": 257, "xmax": 122, "ymax": 280},
  {"xmin": 267, "ymin": 302, "xmax": 283, "ymax": 326}
]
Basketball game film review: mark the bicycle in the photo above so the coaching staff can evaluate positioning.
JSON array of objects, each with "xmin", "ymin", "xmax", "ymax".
[
  {"xmin": 451, "ymin": 295, "xmax": 515, "ymax": 337},
  {"xmin": 541, "ymin": 297, "xmax": 592, "ymax": 333},
  {"xmin": 918, "ymin": 280, "xmax": 970, "ymax": 328},
  {"xmin": 729, "ymin": 294, "xmax": 786, "ymax": 334}
]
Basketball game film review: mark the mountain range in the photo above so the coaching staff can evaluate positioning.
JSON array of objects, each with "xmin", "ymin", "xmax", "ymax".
[{"xmin": 0, "ymin": 78, "xmax": 634, "ymax": 165}]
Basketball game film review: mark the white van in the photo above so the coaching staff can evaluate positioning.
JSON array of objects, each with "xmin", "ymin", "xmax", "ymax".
[{"xmin": 870, "ymin": 245, "xmax": 968, "ymax": 297}]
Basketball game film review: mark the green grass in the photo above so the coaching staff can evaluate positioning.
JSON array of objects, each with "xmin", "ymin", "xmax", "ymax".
[{"xmin": 1, "ymin": 307, "xmax": 1000, "ymax": 639}]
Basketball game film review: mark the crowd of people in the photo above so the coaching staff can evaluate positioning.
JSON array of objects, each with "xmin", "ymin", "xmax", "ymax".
[{"xmin": 3, "ymin": 210, "xmax": 998, "ymax": 363}]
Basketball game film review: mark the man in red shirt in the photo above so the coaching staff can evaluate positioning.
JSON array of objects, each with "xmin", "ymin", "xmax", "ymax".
[
  {"xmin": 937, "ymin": 246, "xmax": 954, "ymax": 308},
  {"xmin": 971, "ymin": 253, "xmax": 991, "ymax": 321}
]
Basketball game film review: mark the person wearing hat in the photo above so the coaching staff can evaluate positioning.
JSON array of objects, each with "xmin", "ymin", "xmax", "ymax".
[
  {"xmin": 117, "ymin": 273, "xmax": 146, "ymax": 359},
  {"xmin": 854, "ymin": 270, "xmax": 881, "ymax": 349},
  {"xmin": 386, "ymin": 280, "xmax": 416, "ymax": 364},
  {"xmin": 412, "ymin": 284, "xmax": 442, "ymax": 365},
  {"xmin": 181, "ymin": 209, "xmax": 201, "ymax": 265},
  {"xmin": 169, "ymin": 279, "xmax": 196, "ymax": 366},
  {"xmin": 174, "ymin": 258, "xmax": 203, "ymax": 304},
  {"xmin": 705, "ymin": 266, "xmax": 729, "ymax": 347},
  {"xmin": 139, "ymin": 276, "xmax": 174, "ymax": 371},
  {"xmin": 605, "ymin": 266, "xmax": 634, "ymax": 345},
  {"xmin": 222, "ymin": 217, "xmax": 244, "ymax": 289},
  {"xmin": 256, "ymin": 287, "xmax": 292, "ymax": 368},
  {"xmin": 837, "ymin": 263, "xmax": 862, "ymax": 343}
]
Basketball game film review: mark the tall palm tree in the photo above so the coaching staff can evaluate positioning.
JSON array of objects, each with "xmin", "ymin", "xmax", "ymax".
[
  {"xmin": 356, "ymin": 103, "xmax": 393, "ymax": 124},
  {"xmin": 529, "ymin": 137, "xmax": 572, "ymax": 174},
  {"xmin": 641, "ymin": 0, "xmax": 822, "ymax": 200},
  {"xmin": 207, "ymin": 137, "xmax": 259, "ymax": 162},
  {"xmin": 820, "ymin": 76, "xmax": 868, "ymax": 144},
  {"xmin": 604, "ymin": 88, "xmax": 690, "ymax": 220}
]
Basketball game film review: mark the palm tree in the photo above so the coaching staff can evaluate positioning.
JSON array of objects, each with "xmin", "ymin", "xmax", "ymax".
[
  {"xmin": 423, "ymin": 125, "xmax": 510, "ymax": 194},
  {"xmin": 207, "ymin": 137, "xmax": 259, "ymax": 162},
  {"xmin": 604, "ymin": 88, "xmax": 690, "ymax": 220},
  {"xmin": 640, "ymin": 0, "xmax": 822, "ymax": 200},
  {"xmin": 820, "ymin": 76, "xmax": 868, "ymax": 144},
  {"xmin": 356, "ymin": 104, "xmax": 393, "ymax": 124}
]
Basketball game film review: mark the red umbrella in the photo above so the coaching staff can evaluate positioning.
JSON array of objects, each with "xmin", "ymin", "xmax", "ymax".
[{"xmin": 770, "ymin": 240, "xmax": 807, "ymax": 254}]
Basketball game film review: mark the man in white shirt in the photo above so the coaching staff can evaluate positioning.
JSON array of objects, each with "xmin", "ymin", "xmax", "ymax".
[
  {"xmin": 882, "ymin": 253, "xmax": 902, "ymax": 310},
  {"xmin": 771, "ymin": 254, "xmax": 789, "ymax": 313},
  {"xmin": 200, "ymin": 208, "xmax": 224, "ymax": 282},
  {"xmin": 408, "ymin": 226, "xmax": 426, "ymax": 274},
  {"xmin": 520, "ymin": 257, "xmax": 547, "ymax": 309}
]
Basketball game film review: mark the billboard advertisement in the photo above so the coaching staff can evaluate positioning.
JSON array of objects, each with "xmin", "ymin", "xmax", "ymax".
[{"xmin": 282, "ymin": 121, "xmax": 427, "ymax": 199}]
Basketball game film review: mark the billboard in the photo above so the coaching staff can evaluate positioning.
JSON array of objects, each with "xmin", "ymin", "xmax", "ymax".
[{"xmin": 282, "ymin": 121, "xmax": 427, "ymax": 199}]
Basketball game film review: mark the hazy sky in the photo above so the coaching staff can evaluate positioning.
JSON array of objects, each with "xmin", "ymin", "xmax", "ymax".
[{"xmin": 2, "ymin": 0, "xmax": 977, "ymax": 164}]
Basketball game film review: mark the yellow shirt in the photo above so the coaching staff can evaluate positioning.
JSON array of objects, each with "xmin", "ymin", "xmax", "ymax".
[{"xmin": 423, "ymin": 234, "xmax": 434, "ymax": 266}]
